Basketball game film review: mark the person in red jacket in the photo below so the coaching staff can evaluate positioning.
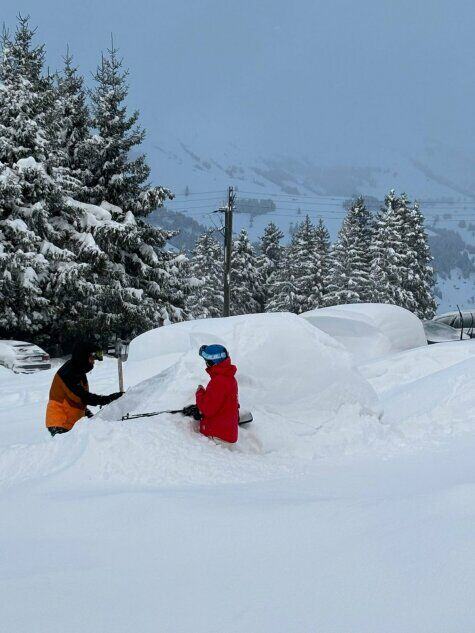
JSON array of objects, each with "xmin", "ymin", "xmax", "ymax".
[{"xmin": 195, "ymin": 344, "xmax": 239, "ymax": 444}]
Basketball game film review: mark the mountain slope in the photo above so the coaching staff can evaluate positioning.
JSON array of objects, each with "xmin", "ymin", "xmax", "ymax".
[{"xmin": 147, "ymin": 134, "xmax": 475, "ymax": 312}]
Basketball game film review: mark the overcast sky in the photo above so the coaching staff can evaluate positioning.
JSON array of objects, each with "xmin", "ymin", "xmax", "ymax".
[{"xmin": 3, "ymin": 0, "xmax": 475, "ymax": 167}]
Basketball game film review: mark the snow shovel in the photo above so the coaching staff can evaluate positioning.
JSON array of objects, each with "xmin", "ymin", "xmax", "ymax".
[
  {"xmin": 121, "ymin": 407, "xmax": 253, "ymax": 425},
  {"xmin": 121, "ymin": 409, "xmax": 183, "ymax": 421}
]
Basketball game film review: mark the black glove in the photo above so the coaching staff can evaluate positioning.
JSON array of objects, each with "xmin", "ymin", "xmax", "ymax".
[
  {"xmin": 85, "ymin": 408, "xmax": 94, "ymax": 418},
  {"xmin": 182, "ymin": 404, "xmax": 203, "ymax": 421},
  {"xmin": 100, "ymin": 392, "xmax": 124, "ymax": 405}
]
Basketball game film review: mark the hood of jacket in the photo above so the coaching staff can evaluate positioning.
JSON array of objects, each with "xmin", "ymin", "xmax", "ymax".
[{"xmin": 71, "ymin": 341, "xmax": 97, "ymax": 374}]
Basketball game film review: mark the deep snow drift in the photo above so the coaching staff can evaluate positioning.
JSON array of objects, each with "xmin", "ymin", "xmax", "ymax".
[
  {"xmin": 0, "ymin": 312, "xmax": 387, "ymax": 489},
  {"xmin": 114, "ymin": 311, "xmax": 384, "ymax": 457},
  {"xmin": 1, "ymin": 308, "xmax": 474, "ymax": 493},
  {"xmin": 2, "ymin": 309, "xmax": 475, "ymax": 633},
  {"xmin": 361, "ymin": 339, "xmax": 475, "ymax": 444}
]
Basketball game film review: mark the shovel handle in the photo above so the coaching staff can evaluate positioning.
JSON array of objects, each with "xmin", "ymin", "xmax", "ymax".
[{"xmin": 118, "ymin": 357, "xmax": 124, "ymax": 392}]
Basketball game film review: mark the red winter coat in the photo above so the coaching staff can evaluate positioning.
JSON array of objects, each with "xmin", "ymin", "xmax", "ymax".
[{"xmin": 196, "ymin": 358, "xmax": 239, "ymax": 443}]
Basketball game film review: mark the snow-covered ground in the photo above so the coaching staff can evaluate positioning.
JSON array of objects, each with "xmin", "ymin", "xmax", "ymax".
[{"xmin": 1, "ymin": 309, "xmax": 475, "ymax": 632}]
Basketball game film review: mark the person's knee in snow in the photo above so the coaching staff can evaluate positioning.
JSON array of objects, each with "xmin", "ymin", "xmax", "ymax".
[{"xmin": 195, "ymin": 344, "xmax": 239, "ymax": 444}]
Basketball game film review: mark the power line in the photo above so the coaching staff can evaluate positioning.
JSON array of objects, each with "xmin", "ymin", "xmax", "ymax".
[
  {"xmin": 261, "ymin": 212, "xmax": 475, "ymax": 219},
  {"xmin": 167, "ymin": 209, "xmax": 475, "ymax": 222},
  {"xmin": 237, "ymin": 190, "xmax": 351, "ymax": 201},
  {"xmin": 168, "ymin": 186, "xmax": 475, "ymax": 207},
  {"xmin": 162, "ymin": 187, "xmax": 475, "ymax": 230},
  {"xmin": 166, "ymin": 200, "xmax": 475, "ymax": 215},
  {"xmin": 171, "ymin": 190, "xmax": 226, "ymax": 197},
  {"xmin": 236, "ymin": 189, "xmax": 475, "ymax": 206},
  {"xmin": 164, "ymin": 203, "xmax": 223, "ymax": 210},
  {"xmin": 169, "ymin": 198, "xmax": 227, "ymax": 204},
  {"xmin": 166, "ymin": 189, "xmax": 475, "ymax": 213}
]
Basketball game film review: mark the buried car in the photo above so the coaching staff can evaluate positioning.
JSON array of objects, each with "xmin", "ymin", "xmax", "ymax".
[
  {"xmin": 432, "ymin": 310, "xmax": 475, "ymax": 338},
  {"xmin": 422, "ymin": 320, "xmax": 470, "ymax": 344},
  {"xmin": 0, "ymin": 340, "xmax": 51, "ymax": 373}
]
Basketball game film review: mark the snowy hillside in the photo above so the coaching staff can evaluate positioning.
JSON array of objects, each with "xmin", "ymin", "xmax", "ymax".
[
  {"xmin": 149, "ymin": 133, "xmax": 475, "ymax": 205},
  {"xmin": 147, "ymin": 133, "xmax": 475, "ymax": 312},
  {"xmin": 2, "ymin": 307, "xmax": 475, "ymax": 632}
]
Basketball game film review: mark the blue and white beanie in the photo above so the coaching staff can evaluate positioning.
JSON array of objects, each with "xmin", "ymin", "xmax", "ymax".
[{"xmin": 199, "ymin": 344, "xmax": 229, "ymax": 365}]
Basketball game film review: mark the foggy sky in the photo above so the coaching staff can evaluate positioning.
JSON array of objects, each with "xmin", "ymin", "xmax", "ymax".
[{"xmin": 2, "ymin": 0, "xmax": 474, "ymax": 167}]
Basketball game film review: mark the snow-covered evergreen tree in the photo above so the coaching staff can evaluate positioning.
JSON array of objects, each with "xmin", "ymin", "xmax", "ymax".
[
  {"xmin": 0, "ymin": 21, "xmax": 49, "ymax": 162},
  {"xmin": 49, "ymin": 48, "xmax": 92, "ymax": 199},
  {"xmin": 258, "ymin": 222, "xmax": 284, "ymax": 311},
  {"xmin": 89, "ymin": 40, "xmax": 171, "ymax": 215},
  {"xmin": 50, "ymin": 41, "xmax": 187, "ymax": 347},
  {"xmin": 325, "ymin": 196, "xmax": 373, "ymax": 306},
  {"xmin": 0, "ymin": 18, "xmax": 71, "ymax": 342},
  {"xmin": 370, "ymin": 189, "xmax": 436, "ymax": 317},
  {"xmin": 290, "ymin": 215, "xmax": 326, "ymax": 312},
  {"xmin": 43, "ymin": 48, "xmax": 109, "ymax": 347},
  {"xmin": 267, "ymin": 215, "xmax": 328, "ymax": 314},
  {"xmin": 370, "ymin": 190, "xmax": 415, "ymax": 311},
  {"xmin": 314, "ymin": 217, "xmax": 331, "ymax": 299},
  {"xmin": 231, "ymin": 229, "xmax": 261, "ymax": 315},
  {"xmin": 187, "ymin": 232, "xmax": 224, "ymax": 319},
  {"xmin": 401, "ymin": 198, "xmax": 437, "ymax": 318},
  {"xmin": 0, "ymin": 19, "xmax": 188, "ymax": 349},
  {"xmin": 265, "ymin": 246, "xmax": 300, "ymax": 313},
  {"xmin": 50, "ymin": 200, "xmax": 190, "ymax": 347}
]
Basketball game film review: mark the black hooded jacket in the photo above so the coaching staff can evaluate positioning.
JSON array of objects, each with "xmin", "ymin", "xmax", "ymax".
[{"xmin": 56, "ymin": 342, "xmax": 109, "ymax": 407}]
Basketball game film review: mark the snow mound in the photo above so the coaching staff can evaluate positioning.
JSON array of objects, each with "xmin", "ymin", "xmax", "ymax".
[
  {"xmin": 301, "ymin": 303, "xmax": 427, "ymax": 361},
  {"xmin": 383, "ymin": 355, "xmax": 475, "ymax": 443},
  {"xmin": 359, "ymin": 340, "xmax": 475, "ymax": 447},
  {"xmin": 0, "ymin": 313, "xmax": 385, "ymax": 490},
  {"xmin": 105, "ymin": 313, "xmax": 385, "ymax": 460},
  {"xmin": 360, "ymin": 339, "xmax": 475, "ymax": 394}
]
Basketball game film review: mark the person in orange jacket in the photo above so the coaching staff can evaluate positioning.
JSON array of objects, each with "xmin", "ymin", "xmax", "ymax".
[
  {"xmin": 195, "ymin": 344, "xmax": 239, "ymax": 444},
  {"xmin": 45, "ymin": 341, "xmax": 123, "ymax": 436}
]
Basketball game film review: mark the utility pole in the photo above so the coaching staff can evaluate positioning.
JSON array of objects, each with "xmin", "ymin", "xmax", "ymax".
[
  {"xmin": 223, "ymin": 186, "xmax": 235, "ymax": 317},
  {"xmin": 213, "ymin": 186, "xmax": 235, "ymax": 317}
]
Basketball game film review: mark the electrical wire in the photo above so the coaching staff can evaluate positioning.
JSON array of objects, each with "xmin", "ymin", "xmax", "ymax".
[
  {"xmin": 171, "ymin": 190, "xmax": 226, "ymax": 197},
  {"xmin": 167, "ymin": 194, "xmax": 475, "ymax": 216},
  {"xmin": 236, "ymin": 189, "xmax": 475, "ymax": 206},
  {"xmin": 162, "ymin": 188, "xmax": 475, "ymax": 227}
]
